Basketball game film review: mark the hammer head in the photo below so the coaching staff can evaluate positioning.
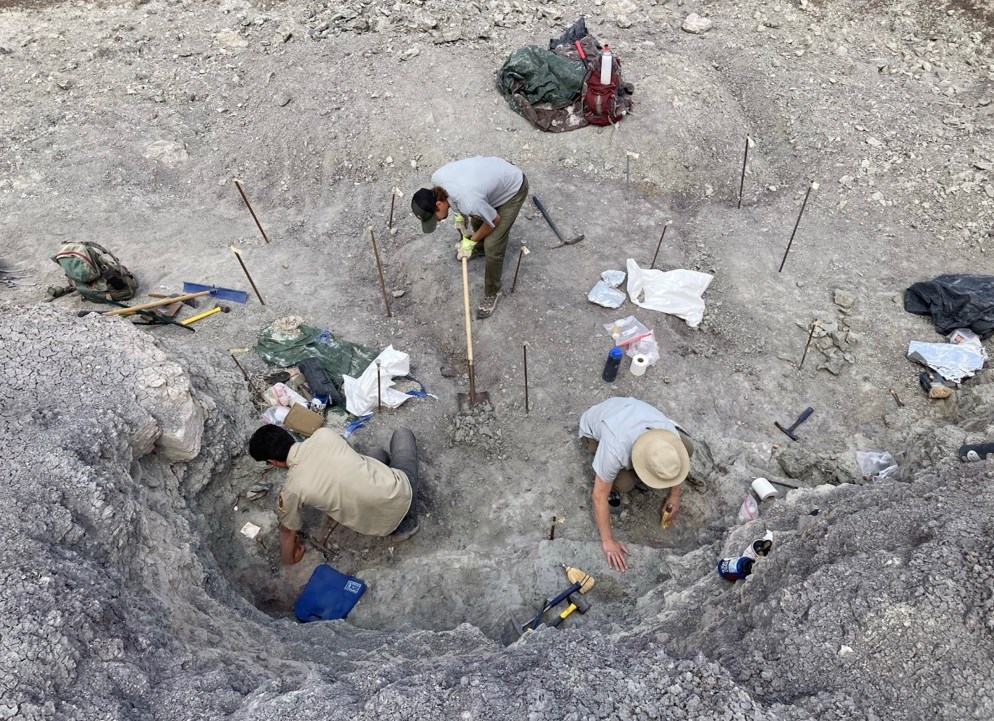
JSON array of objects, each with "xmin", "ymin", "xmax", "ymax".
[
  {"xmin": 775, "ymin": 421, "xmax": 798, "ymax": 441},
  {"xmin": 567, "ymin": 593, "xmax": 590, "ymax": 614}
]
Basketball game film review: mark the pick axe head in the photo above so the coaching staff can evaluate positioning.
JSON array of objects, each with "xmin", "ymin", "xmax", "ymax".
[{"xmin": 501, "ymin": 611, "xmax": 530, "ymax": 646}]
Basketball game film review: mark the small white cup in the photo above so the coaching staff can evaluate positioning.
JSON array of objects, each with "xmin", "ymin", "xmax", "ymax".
[{"xmin": 751, "ymin": 477, "xmax": 779, "ymax": 502}]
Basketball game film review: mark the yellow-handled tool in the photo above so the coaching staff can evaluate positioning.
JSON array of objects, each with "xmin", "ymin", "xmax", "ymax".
[{"xmin": 180, "ymin": 306, "xmax": 222, "ymax": 326}]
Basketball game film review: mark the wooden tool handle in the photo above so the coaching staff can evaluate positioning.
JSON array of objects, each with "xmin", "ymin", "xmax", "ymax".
[
  {"xmin": 461, "ymin": 256, "xmax": 474, "ymax": 364},
  {"xmin": 103, "ymin": 290, "xmax": 211, "ymax": 316}
]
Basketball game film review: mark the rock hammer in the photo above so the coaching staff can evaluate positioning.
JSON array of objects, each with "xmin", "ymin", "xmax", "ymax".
[{"xmin": 775, "ymin": 407, "xmax": 814, "ymax": 441}]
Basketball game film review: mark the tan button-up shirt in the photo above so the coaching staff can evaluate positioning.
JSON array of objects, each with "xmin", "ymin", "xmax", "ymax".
[{"xmin": 278, "ymin": 428, "xmax": 412, "ymax": 536}]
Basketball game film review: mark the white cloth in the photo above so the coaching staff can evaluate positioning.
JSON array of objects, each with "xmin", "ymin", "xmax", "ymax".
[
  {"xmin": 431, "ymin": 157, "xmax": 524, "ymax": 228},
  {"xmin": 625, "ymin": 259, "xmax": 713, "ymax": 328},
  {"xmin": 343, "ymin": 346, "xmax": 413, "ymax": 416},
  {"xmin": 578, "ymin": 397, "xmax": 679, "ymax": 483}
]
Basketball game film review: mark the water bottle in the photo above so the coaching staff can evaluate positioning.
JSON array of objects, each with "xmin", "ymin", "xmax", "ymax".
[
  {"xmin": 716, "ymin": 556, "xmax": 755, "ymax": 581},
  {"xmin": 600, "ymin": 44, "xmax": 613, "ymax": 84},
  {"xmin": 602, "ymin": 346, "xmax": 623, "ymax": 382}
]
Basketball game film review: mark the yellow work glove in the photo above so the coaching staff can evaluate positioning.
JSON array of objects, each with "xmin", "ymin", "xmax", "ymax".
[
  {"xmin": 454, "ymin": 213, "xmax": 468, "ymax": 236},
  {"xmin": 456, "ymin": 236, "xmax": 477, "ymax": 261}
]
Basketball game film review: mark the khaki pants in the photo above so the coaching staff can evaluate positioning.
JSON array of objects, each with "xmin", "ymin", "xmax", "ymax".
[{"xmin": 581, "ymin": 431, "xmax": 694, "ymax": 492}]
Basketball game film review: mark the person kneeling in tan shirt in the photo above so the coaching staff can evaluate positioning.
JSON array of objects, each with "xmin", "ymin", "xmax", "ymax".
[{"xmin": 249, "ymin": 425, "xmax": 420, "ymax": 564}]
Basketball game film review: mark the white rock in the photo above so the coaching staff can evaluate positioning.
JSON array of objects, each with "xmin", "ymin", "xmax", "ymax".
[
  {"xmin": 143, "ymin": 140, "xmax": 189, "ymax": 167},
  {"xmin": 682, "ymin": 13, "xmax": 713, "ymax": 34},
  {"xmin": 215, "ymin": 28, "xmax": 248, "ymax": 50}
]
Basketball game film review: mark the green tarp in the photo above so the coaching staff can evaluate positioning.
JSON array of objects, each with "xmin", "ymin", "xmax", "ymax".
[
  {"xmin": 496, "ymin": 44, "xmax": 586, "ymax": 114},
  {"xmin": 255, "ymin": 324, "xmax": 378, "ymax": 389}
]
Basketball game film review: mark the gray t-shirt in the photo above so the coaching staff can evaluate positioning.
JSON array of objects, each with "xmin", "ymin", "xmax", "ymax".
[
  {"xmin": 578, "ymin": 397, "xmax": 679, "ymax": 483},
  {"xmin": 431, "ymin": 156, "xmax": 524, "ymax": 229}
]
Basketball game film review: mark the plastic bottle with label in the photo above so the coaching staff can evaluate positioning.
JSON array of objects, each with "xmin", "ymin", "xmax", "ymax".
[
  {"xmin": 600, "ymin": 44, "xmax": 613, "ymax": 84},
  {"xmin": 716, "ymin": 556, "xmax": 755, "ymax": 581}
]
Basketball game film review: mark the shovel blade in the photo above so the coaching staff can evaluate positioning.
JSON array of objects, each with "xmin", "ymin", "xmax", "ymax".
[{"xmin": 457, "ymin": 390, "xmax": 491, "ymax": 412}]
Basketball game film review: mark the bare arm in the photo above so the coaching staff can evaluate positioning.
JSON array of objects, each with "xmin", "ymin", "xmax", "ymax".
[
  {"xmin": 666, "ymin": 485, "xmax": 681, "ymax": 516},
  {"xmin": 469, "ymin": 212, "xmax": 500, "ymax": 243},
  {"xmin": 279, "ymin": 524, "xmax": 305, "ymax": 565},
  {"xmin": 592, "ymin": 475, "xmax": 630, "ymax": 572}
]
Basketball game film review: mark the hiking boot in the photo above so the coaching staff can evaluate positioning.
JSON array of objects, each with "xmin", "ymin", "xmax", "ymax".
[
  {"xmin": 477, "ymin": 292, "xmax": 501, "ymax": 319},
  {"xmin": 389, "ymin": 516, "xmax": 420, "ymax": 542},
  {"xmin": 959, "ymin": 443, "xmax": 994, "ymax": 462}
]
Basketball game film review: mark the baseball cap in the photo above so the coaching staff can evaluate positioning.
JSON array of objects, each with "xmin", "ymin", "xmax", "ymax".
[{"xmin": 411, "ymin": 188, "xmax": 438, "ymax": 234}]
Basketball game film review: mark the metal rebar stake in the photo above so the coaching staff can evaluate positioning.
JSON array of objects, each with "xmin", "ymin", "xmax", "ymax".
[
  {"xmin": 376, "ymin": 361, "xmax": 382, "ymax": 412},
  {"xmin": 523, "ymin": 343, "xmax": 529, "ymax": 414},
  {"xmin": 650, "ymin": 225, "xmax": 668, "ymax": 269},
  {"xmin": 510, "ymin": 246, "xmax": 529, "ymax": 293},
  {"xmin": 388, "ymin": 189, "xmax": 396, "ymax": 230},
  {"xmin": 230, "ymin": 245, "xmax": 265, "ymax": 305},
  {"xmin": 370, "ymin": 226, "xmax": 392, "ymax": 318},
  {"xmin": 778, "ymin": 182, "xmax": 818, "ymax": 273},
  {"xmin": 234, "ymin": 180, "xmax": 271, "ymax": 244},
  {"xmin": 737, "ymin": 136, "xmax": 750, "ymax": 209},
  {"xmin": 798, "ymin": 320, "xmax": 818, "ymax": 370}
]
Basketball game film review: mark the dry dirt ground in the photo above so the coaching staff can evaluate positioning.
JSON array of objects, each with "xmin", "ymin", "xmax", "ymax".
[{"xmin": 2, "ymin": 0, "xmax": 994, "ymax": 717}]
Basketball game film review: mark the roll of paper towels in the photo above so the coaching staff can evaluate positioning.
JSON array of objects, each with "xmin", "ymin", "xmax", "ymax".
[
  {"xmin": 751, "ymin": 477, "xmax": 778, "ymax": 502},
  {"xmin": 630, "ymin": 354, "xmax": 648, "ymax": 377}
]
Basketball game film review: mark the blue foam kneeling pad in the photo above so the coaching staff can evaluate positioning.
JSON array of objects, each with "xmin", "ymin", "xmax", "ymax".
[{"xmin": 293, "ymin": 564, "xmax": 366, "ymax": 622}]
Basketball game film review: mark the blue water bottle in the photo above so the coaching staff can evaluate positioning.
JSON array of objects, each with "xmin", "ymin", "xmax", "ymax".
[{"xmin": 602, "ymin": 346, "xmax": 623, "ymax": 382}]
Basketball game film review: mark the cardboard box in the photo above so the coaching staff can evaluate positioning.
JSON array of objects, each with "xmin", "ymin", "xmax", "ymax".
[{"xmin": 284, "ymin": 403, "xmax": 324, "ymax": 437}]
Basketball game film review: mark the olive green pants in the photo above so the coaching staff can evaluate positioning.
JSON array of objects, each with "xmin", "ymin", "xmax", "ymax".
[{"xmin": 471, "ymin": 175, "xmax": 529, "ymax": 297}]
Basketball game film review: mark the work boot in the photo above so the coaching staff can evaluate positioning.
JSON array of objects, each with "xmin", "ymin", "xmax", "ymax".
[
  {"xmin": 477, "ymin": 292, "xmax": 501, "ymax": 319},
  {"xmin": 959, "ymin": 443, "xmax": 994, "ymax": 462},
  {"xmin": 389, "ymin": 515, "xmax": 420, "ymax": 542}
]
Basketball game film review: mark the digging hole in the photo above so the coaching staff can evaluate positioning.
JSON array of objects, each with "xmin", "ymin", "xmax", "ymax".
[{"xmin": 194, "ymin": 452, "xmax": 682, "ymax": 641}]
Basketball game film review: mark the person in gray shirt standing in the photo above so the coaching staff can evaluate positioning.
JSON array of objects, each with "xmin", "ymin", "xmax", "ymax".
[
  {"xmin": 411, "ymin": 156, "xmax": 529, "ymax": 319},
  {"xmin": 578, "ymin": 397, "xmax": 694, "ymax": 572}
]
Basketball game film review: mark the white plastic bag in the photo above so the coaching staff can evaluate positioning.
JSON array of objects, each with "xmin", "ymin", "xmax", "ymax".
[
  {"xmin": 856, "ymin": 451, "xmax": 898, "ymax": 480},
  {"xmin": 343, "ymin": 345, "xmax": 413, "ymax": 416},
  {"xmin": 625, "ymin": 259, "xmax": 713, "ymax": 328},
  {"xmin": 260, "ymin": 405, "xmax": 291, "ymax": 425}
]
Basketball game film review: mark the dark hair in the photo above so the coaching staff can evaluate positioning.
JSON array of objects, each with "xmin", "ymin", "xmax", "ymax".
[
  {"xmin": 432, "ymin": 185, "xmax": 449, "ymax": 202},
  {"xmin": 249, "ymin": 424, "xmax": 295, "ymax": 462}
]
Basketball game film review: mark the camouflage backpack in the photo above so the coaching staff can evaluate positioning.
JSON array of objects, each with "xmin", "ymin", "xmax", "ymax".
[{"xmin": 52, "ymin": 241, "xmax": 138, "ymax": 302}]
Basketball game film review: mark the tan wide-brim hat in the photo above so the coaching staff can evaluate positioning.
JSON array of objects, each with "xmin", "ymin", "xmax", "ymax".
[{"xmin": 631, "ymin": 429, "xmax": 690, "ymax": 489}]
